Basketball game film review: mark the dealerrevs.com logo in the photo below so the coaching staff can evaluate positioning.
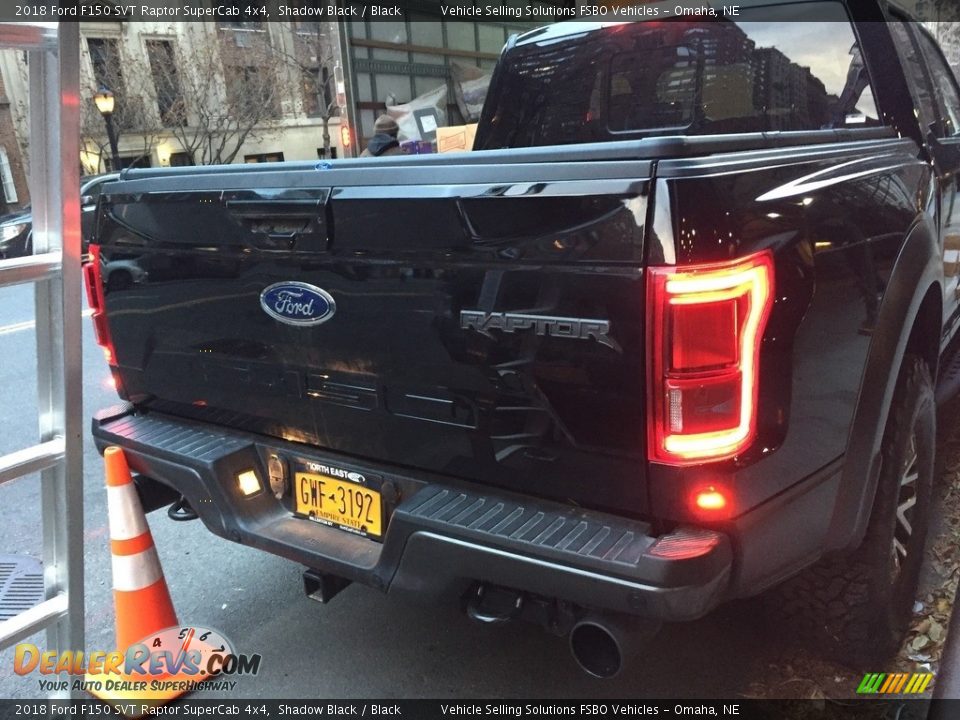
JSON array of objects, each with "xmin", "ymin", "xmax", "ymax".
[
  {"xmin": 13, "ymin": 625, "xmax": 261, "ymax": 695},
  {"xmin": 856, "ymin": 672, "xmax": 934, "ymax": 695}
]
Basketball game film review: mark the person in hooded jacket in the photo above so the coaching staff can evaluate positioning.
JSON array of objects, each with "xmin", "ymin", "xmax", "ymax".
[{"xmin": 360, "ymin": 115, "xmax": 407, "ymax": 157}]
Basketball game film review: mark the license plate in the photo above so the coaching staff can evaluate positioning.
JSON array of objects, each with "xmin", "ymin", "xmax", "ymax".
[{"xmin": 294, "ymin": 472, "xmax": 383, "ymax": 539}]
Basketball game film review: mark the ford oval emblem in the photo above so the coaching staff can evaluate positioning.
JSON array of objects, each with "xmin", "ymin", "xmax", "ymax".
[{"xmin": 260, "ymin": 282, "xmax": 336, "ymax": 327}]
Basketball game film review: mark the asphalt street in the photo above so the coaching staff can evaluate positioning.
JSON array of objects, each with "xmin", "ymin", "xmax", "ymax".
[{"xmin": 0, "ymin": 282, "xmax": 916, "ymax": 700}]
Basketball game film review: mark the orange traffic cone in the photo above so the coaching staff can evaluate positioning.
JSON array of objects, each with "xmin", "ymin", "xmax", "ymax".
[
  {"xmin": 104, "ymin": 446, "xmax": 178, "ymax": 650},
  {"xmin": 86, "ymin": 447, "xmax": 219, "ymax": 716}
]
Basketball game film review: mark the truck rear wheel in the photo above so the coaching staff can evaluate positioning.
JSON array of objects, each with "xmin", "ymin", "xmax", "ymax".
[{"xmin": 774, "ymin": 354, "xmax": 935, "ymax": 664}]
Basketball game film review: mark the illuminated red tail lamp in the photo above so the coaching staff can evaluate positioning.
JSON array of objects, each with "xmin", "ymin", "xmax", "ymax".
[
  {"xmin": 647, "ymin": 251, "xmax": 774, "ymax": 465},
  {"xmin": 83, "ymin": 245, "xmax": 121, "ymax": 386},
  {"xmin": 688, "ymin": 486, "xmax": 733, "ymax": 521},
  {"xmin": 694, "ymin": 487, "xmax": 728, "ymax": 512},
  {"xmin": 688, "ymin": 486, "xmax": 734, "ymax": 521}
]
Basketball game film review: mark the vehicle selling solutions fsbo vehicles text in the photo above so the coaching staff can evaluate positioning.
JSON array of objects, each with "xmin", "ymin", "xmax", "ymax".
[{"xmin": 441, "ymin": 5, "xmax": 578, "ymax": 17}]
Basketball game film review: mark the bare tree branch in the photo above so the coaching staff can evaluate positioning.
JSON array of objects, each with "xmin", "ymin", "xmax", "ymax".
[
  {"xmin": 268, "ymin": 21, "xmax": 340, "ymax": 156},
  {"xmin": 118, "ymin": 26, "xmax": 295, "ymax": 166},
  {"xmin": 81, "ymin": 40, "xmax": 163, "ymax": 171},
  {"xmin": 933, "ymin": 1, "xmax": 960, "ymax": 22}
]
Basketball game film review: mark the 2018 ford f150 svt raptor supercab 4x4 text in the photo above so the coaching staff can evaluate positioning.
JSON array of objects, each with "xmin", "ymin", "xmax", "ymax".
[{"xmin": 86, "ymin": 2, "xmax": 960, "ymax": 677}]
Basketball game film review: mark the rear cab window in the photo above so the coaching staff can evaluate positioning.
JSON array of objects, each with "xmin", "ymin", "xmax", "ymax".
[
  {"xmin": 477, "ymin": 1, "xmax": 880, "ymax": 149},
  {"xmin": 889, "ymin": 22, "xmax": 942, "ymax": 137},
  {"xmin": 915, "ymin": 29, "xmax": 960, "ymax": 138}
]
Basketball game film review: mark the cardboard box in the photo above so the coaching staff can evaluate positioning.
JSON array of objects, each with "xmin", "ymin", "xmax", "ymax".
[{"xmin": 436, "ymin": 123, "xmax": 478, "ymax": 153}]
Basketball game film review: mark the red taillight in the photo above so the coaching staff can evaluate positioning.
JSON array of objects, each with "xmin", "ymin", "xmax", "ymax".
[
  {"xmin": 92, "ymin": 314, "xmax": 112, "ymax": 356},
  {"xmin": 694, "ymin": 487, "xmax": 729, "ymax": 512},
  {"xmin": 84, "ymin": 244, "xmax": 108, "ymax": 308},
  {"xmin": 647, "ymin": 250, "xmax": 774, "ymax": 465},
  {"xmin": 83, "ymin": 257, "xmax": 101, "ymax": 312},
  {"xmin": 687, "ymin": 486, "xmax": 733, "ymax": 520},
  {"xmin": 84, "ymin": 245, "xmax": 120, "ymax": 376}
]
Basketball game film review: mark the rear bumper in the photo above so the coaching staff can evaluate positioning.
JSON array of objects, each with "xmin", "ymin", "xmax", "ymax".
[{"xmin": 92, "ymin": 406, "xmax": 732, "ymax": 622}]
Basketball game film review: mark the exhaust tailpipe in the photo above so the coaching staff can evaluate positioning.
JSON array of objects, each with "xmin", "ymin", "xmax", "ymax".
[{"xmin": 569, "ymin": 614, "xmax": 660, "ymax": 678}]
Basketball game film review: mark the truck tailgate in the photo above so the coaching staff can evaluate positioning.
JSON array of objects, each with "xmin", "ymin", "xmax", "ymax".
[{"xmin": 94, "ymin": 154, "xmax": 651, "ymax": 513}]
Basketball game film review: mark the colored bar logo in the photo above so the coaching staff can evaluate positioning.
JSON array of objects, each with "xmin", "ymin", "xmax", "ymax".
[{"xmin": 857, "ymin": 672, "xmax": 934, "ymax": 694}]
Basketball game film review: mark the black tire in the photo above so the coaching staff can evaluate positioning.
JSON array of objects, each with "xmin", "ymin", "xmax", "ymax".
[{"xmin": 772, "ymin": 354, "xmax": 935, "ymax": 665}]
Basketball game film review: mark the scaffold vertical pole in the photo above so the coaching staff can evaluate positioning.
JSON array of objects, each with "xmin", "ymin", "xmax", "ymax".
[{"xmin": 0, "ymin": 21, "xmax": 84, "ymax": 700}]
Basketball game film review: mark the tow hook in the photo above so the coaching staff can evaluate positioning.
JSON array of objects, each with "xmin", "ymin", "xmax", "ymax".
[{"xmin": 167, "ymin": 495, "xmax": 199, "ymax": 521}]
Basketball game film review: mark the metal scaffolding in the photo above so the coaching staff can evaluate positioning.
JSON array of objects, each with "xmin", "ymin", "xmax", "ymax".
[{"xmin": 0, "ymin": 22, "xmax": 84, "ymax": 699}]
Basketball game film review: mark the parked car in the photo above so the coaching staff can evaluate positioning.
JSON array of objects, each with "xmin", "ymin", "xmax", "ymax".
[
  {"xmin": 86, "ymin": 3, "xmax": 960, "ymax": 677},
  {"xmin": 0, "ymin": 173, "xmax": 119, "ymax": 259},
  {"xmin": 0, "ymin": 205, "xmax": 32, "ymax": 259}
]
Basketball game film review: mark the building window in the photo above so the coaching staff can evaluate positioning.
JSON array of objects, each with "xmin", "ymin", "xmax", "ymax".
[
  {"xmin": 87, "ymin": 38, "xmax": 124, "ymax": 95},
  {"xmin": 87, "ymin": 38, "xmax": 135, "ymax": 130},
  {"xmin": 291, "ymin": 23, "xmax": 333, "ymax": 118},
  {"xmin": 303, "ymin": 67, "xmax": 333, "ymax": 118},
  {"xmin": 225, "ymin": 66, "xmax": 280, "ymax": 119},
  {"xmin": 118, "ymin": 154, "xmax": 152, "ymax": 170},
  {"xmin": 0, "ymin": 147, "xmax": 18, "ymax": 204},
  {"xmin": 215, "ymin": 1, "xmax": 265, "ymax": 31},
  {"xmin": 146, "ymin": 40, "xmax": 185, "ymax": 127},
  {"xmin": 316, "ymin": 146, "xmax": 338, "ymax": 160},
  {"xmin": 293, "ymin": 21, "xmax": 322, "ymax": 35},
  {"xmin": 169, "ymin": 151, "xmax": 194, "ymax": 167},
  {"xmin": 244, "ymin": 152, "xmax": 284, "ymax": 163}
]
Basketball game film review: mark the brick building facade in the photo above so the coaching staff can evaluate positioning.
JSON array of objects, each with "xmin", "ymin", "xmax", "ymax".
[{"xmin": 0, "ymin": 69, "xmax": 28, "ymax": 213}]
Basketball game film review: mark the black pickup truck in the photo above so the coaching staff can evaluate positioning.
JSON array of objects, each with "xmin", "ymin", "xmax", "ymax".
[{"xmin": 87, "ymin": 3, "xmax": 960, "ymax": 677}]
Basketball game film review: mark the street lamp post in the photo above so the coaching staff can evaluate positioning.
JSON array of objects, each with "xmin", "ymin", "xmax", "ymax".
[{"xmin": 94, "ymin": 87, "xmax": 121, "ymax": 172}]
